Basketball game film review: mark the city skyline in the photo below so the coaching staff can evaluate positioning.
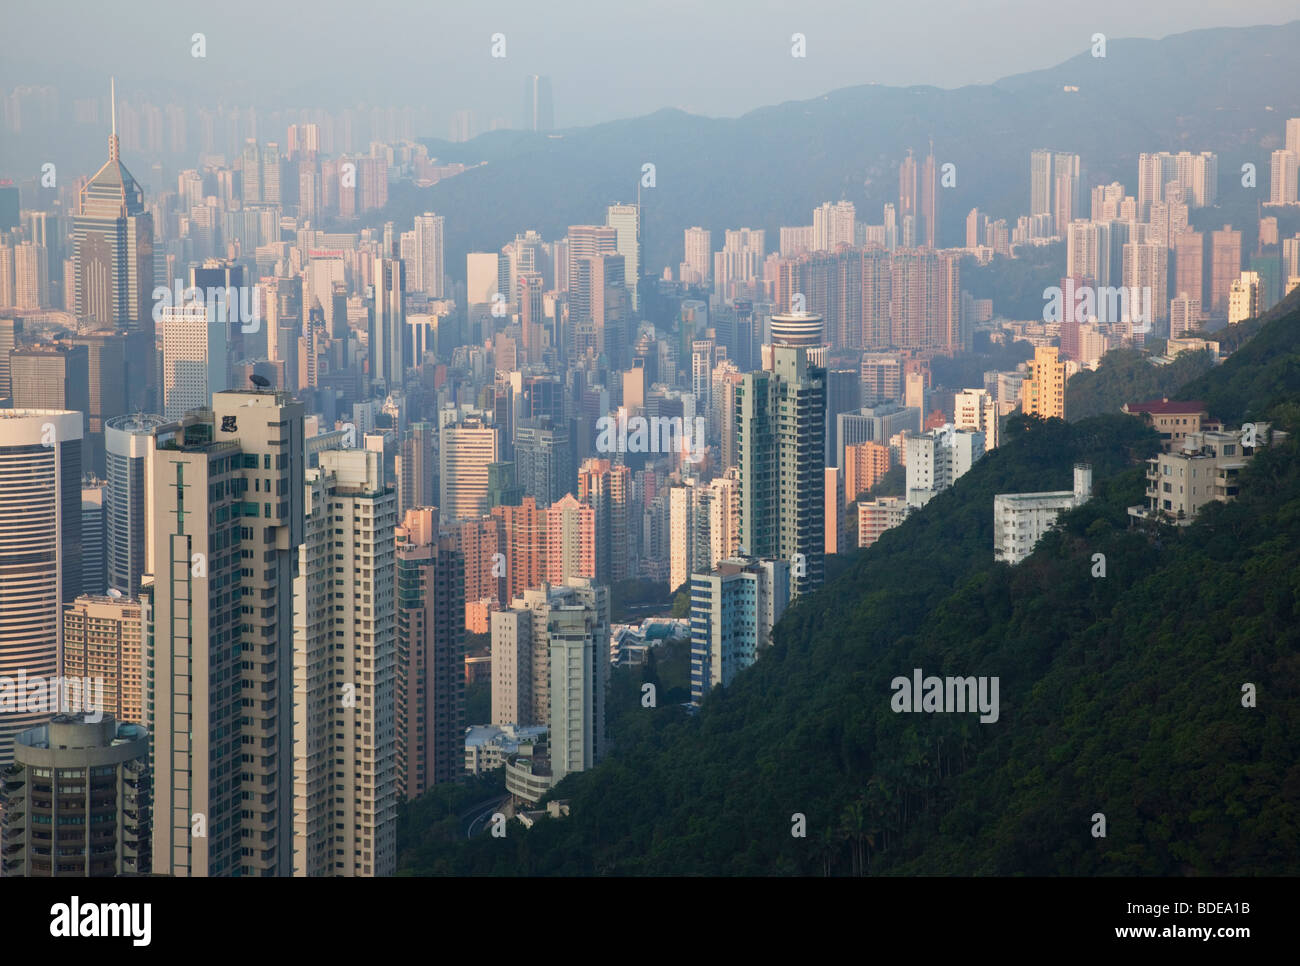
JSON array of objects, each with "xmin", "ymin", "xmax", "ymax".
[{"xmin": 0, "ymin": 5, "xmax": 1297, "ymax": 934}]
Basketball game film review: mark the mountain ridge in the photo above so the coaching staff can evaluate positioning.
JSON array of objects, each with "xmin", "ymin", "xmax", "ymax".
[{"xmin": 388, "ymin": 21, "xmax": 1300, "ymax": 279}]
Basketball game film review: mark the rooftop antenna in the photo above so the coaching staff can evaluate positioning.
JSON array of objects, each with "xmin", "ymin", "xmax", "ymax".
[{"xmin": 109, "ymin": 77, "xmax": 119, "ymax": 161}]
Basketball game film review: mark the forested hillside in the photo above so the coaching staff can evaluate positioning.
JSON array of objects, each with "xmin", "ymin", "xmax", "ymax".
[{"xmin": 398, "ymin": 300, "xmax": 1300, "ymax": 876}]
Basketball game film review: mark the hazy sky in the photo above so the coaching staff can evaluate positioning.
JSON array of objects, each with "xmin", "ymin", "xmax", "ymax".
[{"xmin": 7, "ymin": 0, "xmax": 1296, "ymax": 132}]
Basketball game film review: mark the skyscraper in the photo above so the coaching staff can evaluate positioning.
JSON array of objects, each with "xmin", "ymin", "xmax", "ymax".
[
  {"xmin": 669, "ymin": 480, "xmax": 713, "ymax": 594},
  {"xmin": 73, "ymin": 81, "xmax": 155, "ymax": 411},
  {"xmin": 1174, "ymin": 231, "xmax": 1205, "ymax": 307},
  {"xmin": 1022, "ymin": 345, "xmax": 1067, "ymax": 420},
  {"xmin": 546, "ymin": 577, "xmax": 609, "ymax": 782},
  {"xmin": 294, "ymin": 447, "xmax": 398, "ymax": 877},
  {"xmin": 161, "ymin": 297, "xmax": 226, "ymax": 420},
  {"xmin": 577, "ymin": 458, "xmax": 632, "ymax": 585},
  {"xmin": 0, "ymin": 410, "xmax": 83, "ymax": 766},
  {"xmin": 81, "ymin": 482, "xmax": 106, "ymax": 595},
  {"xmin": 412, "ymin": 213, "xmax": 446, "ymax": 298},
  {"xmin": 0, "ymin": 317, "xmax": 23, "ymax": 400},
  {"xmin": 920, "ymin": 143, "xmax": 938, "ymax": 248},
  {"xmin": 900, "ymin": 149, "xmax": 918, "ymax": 225},
  {"xmin": 62, "ymin": 594, "xmax": 144, "ymax": 724},
  {"xmin": 395, "ymin": 507, "xmax": 465, "ymax": 799},
  {"xmin": 575, "ymin": 252, "xmax": 626, "ymax": 363},
  {"xmin": 518, "ymin": 272, "xmax": 546, "ymax": 363},
  {"xmin": 69, "ymin": 329, "xmax": 129, "ymax": 477},
  {"xmin": 682, "ymin": 227, "xmax": 712, "ymax": 283},
  {"xmin": 545, "ymin": 493, "xmax": 596, "ymax": 584},
  {"xmin": 1030, "ymin": 149, "xmax": 1080, "ymax": 233},
  {"xmin": 190, "ymin": 261, "xmax": 246, "ymax": 388},
  {"xmin": 1052, "ymin": 152, "xmax": 1080, "ymax": 234},
  {"xmin": 689, "ymin": 556, "xmax": 790, "ymax": 705},
  {"xmin": 1268, "ymin": 150, "xmax": 1297, "ymax": 206},
  {"xmin": 396, "ymin": 421, "xmax": 436, "ymax": 519},
  {"xmin": 812, "ymin": 201, "xmax": 856, "ymax": 252},
  {"xmin": 514, "ymin": 416, "xmax": 574, "ymax": 508},
  {"xmin": 1210, "ymin": 226, "xmax": 1243, "ymax": 314},
  {"xmin": 736, "ymin": 345, "xmax": 826, "ymax": 598},
  {"xmin": 13, "ymin": 240, "xmax": 48, "ymax": 309},
  {"xmin": 523, "ymin": 74, "xmax": 554, "ymax": 131},
  {"xmin": 1122, "ymin": 241, "xmax": 1169, "ymax": 328},
  {"xmin": 492, "ymin": 579, "xmax": 607, "ymax": 781},
  {"xmin": 371, "ymin": 256, "xmax": 405, "ymax": 392},
  {"xmin": 606, "ymin": 203, "xmax": 641, "ymax": 312},
  {"xmin": 8, "ymin": 343, "xmax": 90, "ymax": 467},
  {"xmin": 104, "ymin": 413, "xmax": 164, "ymax": 598},
  {"xmin": 241, "ymin": 139, "xmax": 263, "ymax": 204},
  {"xmin": 567, "ymin": 225, "xmax": 619, "ymax": 324},
  {"xmin": 439, "ymin": 414, "xmax": 500, "ymax": 521},
  {"xmin": 148, "ymin": 390, "xmax": 303, "ymax": 877}
]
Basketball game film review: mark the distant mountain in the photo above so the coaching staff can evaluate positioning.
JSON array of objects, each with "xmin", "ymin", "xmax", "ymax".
[
  {"xmin": 386, "ymin": 21, "xmax": 1300, "ymax": 282},
  {"xmin": 398, "ymin": 291, "xmax": 1300, "ymax": 876}
]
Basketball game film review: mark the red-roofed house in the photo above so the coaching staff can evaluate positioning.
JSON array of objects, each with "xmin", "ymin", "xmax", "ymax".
[{"xmin": 1121, "ymin": 398, "xmax": 1217, "ymax": 451}]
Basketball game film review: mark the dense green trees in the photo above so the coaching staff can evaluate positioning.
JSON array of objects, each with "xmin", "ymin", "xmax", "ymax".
[{"xmin": 1066, "ymin": 348, "xmax": 1214, "ymax": 422}]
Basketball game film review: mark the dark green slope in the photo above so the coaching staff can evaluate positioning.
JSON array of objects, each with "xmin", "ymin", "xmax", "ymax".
[{"xmin": 398, "ymin": 301, "xmax": 1300, "ymax": 876}]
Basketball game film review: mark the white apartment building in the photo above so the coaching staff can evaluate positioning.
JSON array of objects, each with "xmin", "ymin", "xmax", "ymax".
[
  {"xmin": 812, "ymin": 201, "xmax": 856, "ymax": 252},
  {"xmin": 994, "ymin": 463, "xmax": 1093, "ymax": 565},
  {"xmin": 955, "ymin": 388, "xmax": 999, "ymax": 450},
  {"xmin": 905, "ymin": 427, "xmax": 985, "ymax": 508}
]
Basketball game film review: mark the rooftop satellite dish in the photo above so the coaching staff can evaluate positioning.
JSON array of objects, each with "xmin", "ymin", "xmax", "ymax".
[
  {"xmin": 250, "ymin": 374, "xmax": 271, "ymax": 389},
  {"xmin": 108, "ymin": 589, "xmax": 122, "ymax": 598}
]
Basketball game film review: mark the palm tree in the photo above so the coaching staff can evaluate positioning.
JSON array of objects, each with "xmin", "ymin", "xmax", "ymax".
[
  {"xmin": 840, "ymin": 798, "xmax": 868, "ymax": 876},
  {"xmin": 815, "ymin": 824, "xmax": 839, "ymax": 877}
]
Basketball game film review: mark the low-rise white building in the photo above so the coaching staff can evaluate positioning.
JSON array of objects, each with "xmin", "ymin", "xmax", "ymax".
[
  {"xmin": 464, "ymin": 723, "xmax": 549, "ymax": 776},
  {"xmin": 994, "ymin": 463, "xmax": 1093, "ymax": 564}
]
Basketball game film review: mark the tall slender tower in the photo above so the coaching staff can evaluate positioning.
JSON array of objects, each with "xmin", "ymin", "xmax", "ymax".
[
  {"xmin": 606, "ymin": 203, "xmax": 641, "ymax": 312},
  {"xmin": 296, "ymin": 448, "xmax": 398, "ymax": 876},
  {"xmin": 920, "ymin": 140, "xmax": 938, "ymax": 248},
  {"xmin": 899, "ymin": 149, "xmax": 918, "ymax": 228},
  {"xmin": 413, "ymin": 213, "xmax": 445, "ymax": 298},
  {"xmin": 736, "ymin": 346, "xmax": 826, "ymax": 598},
  {"xmin": 74, "ymin": 79, "xmax": 155, "ymax": 411},
  {"xmin": 0, "ymin": 410, "xmax": 83, "ymax": 766},
  {"xmin": 370, "ymin": 256, "xmax": 405, "ymax": 393},
  {"xmin": 395, "ymin": 507, "xmax": 465, "ymax": 799},
  {"xmin": 105, "ymin": 414, "xmax": 165, "ymax": 598},
  {"xmin": 148, "ymin": 390, "xmax": 303, "ymax": 876},
  {"xmin": 523, "ymin": 75, "xmax": 554, "ymax": 131}
]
